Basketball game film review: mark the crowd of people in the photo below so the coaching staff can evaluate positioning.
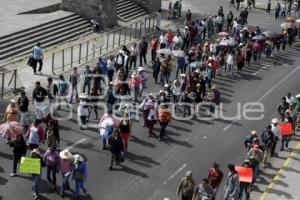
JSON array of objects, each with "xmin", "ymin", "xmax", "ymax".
[{"xmin": 2, "ymin": 2, "xmax": 300, "ymax": 200}]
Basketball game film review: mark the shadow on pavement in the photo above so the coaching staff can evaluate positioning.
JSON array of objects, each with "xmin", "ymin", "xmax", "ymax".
[
  {"xmin": 131, "ymin": 136, "xmax": 156, "ymax": 148},
  {"xmin": 125, "ymin": 151, "xmax": 160, "ymax": 168},
  {"xmin": 114, "ymin": 164, "xmax": 149, "ymax": 178}
]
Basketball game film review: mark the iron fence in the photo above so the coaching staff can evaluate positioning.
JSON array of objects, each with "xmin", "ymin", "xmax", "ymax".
[
  {"xmin": 0, "ymin": 69, "xmax": 19, "ymax": 99},
  {"xmin": 51, "ymin": 14, "xmax": 157, "ymax": 75}
]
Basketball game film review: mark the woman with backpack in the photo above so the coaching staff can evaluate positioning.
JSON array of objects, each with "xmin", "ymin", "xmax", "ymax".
[
  {"xmin": 43, "ymin": 145, "xmax": 60, "ymax": 190},
  {"xmin": 73, "ymin": 154, "xmax": 87, "ymax": 199}
]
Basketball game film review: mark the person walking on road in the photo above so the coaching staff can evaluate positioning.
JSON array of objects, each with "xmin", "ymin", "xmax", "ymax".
[
  {"xmin": 207, "ymin": 162, "xmax": 223, "ymax": 199},
  {"xmin": 176, "ymin": 171, "xmax": 196, "ymax": 200},
  {"xmin": 99, "ymin": 110, "xmax": 118, "ymax": 150},
  {"xmin": 261, "ymin": 125, "xmax": 275, "ymax": 168},
  {"xmin": 59, "ymin": 149, "xmax": 74, "ymax": 197},
  {"xmin": 69, "ymin": 67, "xmax": 80, "ymax": 103},
  {"xmin": 73, "ymin": 154, "xmax": 87, "ymax": 199},
  {"xmin": 238, "ymin": 160, "xmax": 252, "ymax": 200},
  {"xmin": 3, "ymin": 99, "xmax": 18, "ymax": 123},
  {"xmin": 224, "ymin": 164, "xmax": 240, "ymax": 200},
  {"xmin": 32, "ymin": 42, "xmax": 43, "ymax": 74},
  {"xmin": 108, "ymin": 130, "xmax": 124, "ymax": 170},
  {"xmin": 83, "ymin": 65, "xmax": 92, "ymax": 95},
  {"xmin": 278, "ymin": 97, "xmax": 290, "ymax": 122},
  {"xmin": 32, "ymin": 81, "xmax": 48, "ymax": 119},
  {"xmin": 244, "ymin": 130, "xmax": 258, "ymax": 150},
  {"xmin": 46, "ymin": 77, "xmax": 58, "ymax": 107},
  {"xmin": 18, "ymin": 91, "xmax": 30, "ymax": 129},
  {"xmin": 271, "ymin": 118, "xmax": 280, "ymax": 156},
  {"xmin": 57, "ymin": 75, "xmax": 69, "ymax": 110},
  {"xmin": 192, "ymin": 178, "xmax": 215, "ymax": 200},
  {"xmin": 139, "ymin": 37, "xmax": 148, "ymax": 66},
  {"xmin": 129, "ymin": 43, "xmax": 139, "ymax": 69},
  {"xmin": 247, "ymin": 144, "xmax": 263, "ymax": 186},
  {"xmin": 118, "ymin": 112, "xmax": 132, "ymax": 152},
  {"xmin": 26, "ymin": 119, "xmax": 45, "ymax": 150},
  {"xmin": 158, "ymin": 104, "xmax": 171, "ymax": 140},
  {"xmin": 160, "ymin": 55, "xmax": 173, "ymax": 86},
  {"xmin": 43, "ymin": 145, "xmax": 60, "ymax": 190},
  {"xmin": 31, "ymin": 148, "xmax": 45, "ymax": 200},
  {"xmin": 9, "ymin": 134, "xmax": 27, "ymax": 177}
]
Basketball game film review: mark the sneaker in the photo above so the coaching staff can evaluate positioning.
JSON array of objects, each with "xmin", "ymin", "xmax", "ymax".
[{"xmin": 10, "ymin": 173, "xmax": 16, "ymax": 177}]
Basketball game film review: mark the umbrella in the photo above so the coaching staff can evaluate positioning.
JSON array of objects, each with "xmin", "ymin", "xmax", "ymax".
[
  {"xmin": 220, "ymin": 37, "xmax": 238, "ymax": 46},
  {"xmin": 252, "ymin": 35, "xmax": 265, "ymax": 41},
  {"xmin": 296, "ymin": 19, "xmax": 300, "ymax": 23},
  {"xmin": 156, "ymin": 48, "xmax": 173, "ymax": 55},
  {"xmin": 262, "ymin": 31, "xmax": 280, "ymax": 38},
  {"xmin": 189, "ymin": 61, "xmax": 202, "ymax": 68},
  {"xmin": 218, "ymin": 31, "xmax": 229, "ymax": 37},
  {"xmin": 172, "ymin": 50, "xmax": 185, "ymax": 57},
  {"xmin": 280, "ymin": 22, "xmax": 295, "ymax": 29},
  {"xmin": 287, "ymin": 17, "xmax": 295, "ymax": 23},
  {"xmin": 0, "ymin": 121, "xmax": 23, "ymax": 140}
]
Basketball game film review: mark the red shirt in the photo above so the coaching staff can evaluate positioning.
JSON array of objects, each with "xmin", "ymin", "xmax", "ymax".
[
  {"xmin": 208, "ymin": 168, "xmax": 223, "ymax": 188},
  {"xmin": 151, "ymin": 39, "xmax": 159, "ymax": 50},
  {"xmin": 166, "ymin": 32, "xmax": 174, "ymax": 45}
]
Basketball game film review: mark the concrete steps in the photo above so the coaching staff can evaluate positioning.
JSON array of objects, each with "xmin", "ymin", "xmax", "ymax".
[
  {"xmin": 116, "ymin": 0, "xmax": 148, "ymax": 22},
  {"xmin": 0, "ymin": 14, "xmax": 91, "ymax": 61}
]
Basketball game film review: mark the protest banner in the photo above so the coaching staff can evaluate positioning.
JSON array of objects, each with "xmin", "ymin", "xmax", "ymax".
[
  {"xmin": 279, "ymin": 123, "xmax": 293, "ymax": 136},
  {"xmin": 20, "ymin": 157, "xmax": 41, "ymax": 174},
  {"xmin": 235, "ymin": 166, "xmax": 253, "ymax": 183}
]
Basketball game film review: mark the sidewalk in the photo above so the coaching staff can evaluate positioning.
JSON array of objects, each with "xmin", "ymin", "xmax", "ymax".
[{"xmin": 259, "ymin": 139, "xmax": 300, "ymax": 200}]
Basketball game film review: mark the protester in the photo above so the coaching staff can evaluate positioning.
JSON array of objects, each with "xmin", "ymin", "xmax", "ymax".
[
  {"xmin": 192, "ymin": 178, "xmax": 214, "ymax": 200},
  {"xmin": 83, "ymin": 65, "xmax": 93, "ymax": 95},
  {"xmin": 57, "ymin": 74, "xmax": 69, "ymax": 109},
  {"xmin": 17, "ymin": 91, "xmax": 29, "ymax": 128},
  {"xmin": 9, "ymin": 134, "xmax": 27, "ymax": 177},
  {"xmin": 44, "ymin": 145, "xmax": 60, "ymax": 190},
  {"xmin": 176, "ymin": 171, "xmax": 196, "ymax": 200},
  {"xmin": 32, "ymin": 81, "xmax": 48, "ymax": 119},
  {"xmin": 69, "ymin": 67, "xmax": 80, "ymax": 103},
  {"xmin": 224, "ymin": 164, "xmax": 240, "ymax": 200},
  {"xmin": 46, "ymin": 77, "xmax": 58, "ymax": 106},
  {"xmin": 99, "ymin": 109, "xmax": 118, "ymax": 150},
  {"xmin": 26, "ymin": 119, "xmax": 45, "ymax": 150},
  {"xmin": 261, "ymin": 125, "xmax": 275, "ymax": 168},
  {"xmin": 73, "ymin": 154, "xmax": 87, "ymax": 199},
  {"xmin": 31, "ymin": 148, "xmax": 45, "ymax": 200},
  {"xmin": 59, "ymin": 149, "xmax": 74, "ymax": 197},
  {"xmin": 108, "ymin": 130, "xmax": 124, "ymax": 170},
  {"xmin": 207, "ymin": 162, "xmax": 223, "ymax": 198},
  {"xmin": 158, "ymin": 104, "xmax": 172, "ymax": 140},
  {"xmin": 118, "ymin": 112, "xmax": 132, "ymax": 152},
  {"xmin": 3, "ymin": 99, "xmax": 18, "ymax": 123},
  {"xmin": 46, "ymin": 119, "xmax": 60, "ymax": 147},
  {"xmin": 139, "ymin": 37, "xmax": 148, "ymax": 66},
  {"xmin": 238, "ymin": 160, "xmax": 252, "ymax": 200}
]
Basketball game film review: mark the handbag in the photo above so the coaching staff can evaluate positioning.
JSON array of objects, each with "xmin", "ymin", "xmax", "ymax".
[{"xmin": 27, "ymin": 56, "xmax": 34, "ymax": 67}]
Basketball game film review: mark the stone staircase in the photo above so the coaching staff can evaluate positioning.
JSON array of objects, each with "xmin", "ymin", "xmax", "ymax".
[
  {"xmin": 0, "ymin": 14, "xmax": 91, "ymax": 62},
  {"xmin": 116, "ymin": 0, "xmax": 148, "ymax": 22}
]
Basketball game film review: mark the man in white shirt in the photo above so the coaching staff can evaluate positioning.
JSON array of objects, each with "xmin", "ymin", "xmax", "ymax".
[
  {"xmin": 159, "ymin": 32, "xmax": 168, "ymax": 49},
  {"xmin": 271, "ymin": 118, "xmax": 280, "ymax": 156},
  {"xmin": 172, "ymin": 32, "xmax": 183, "ymax": 50},
  {"xmin": 286, "ymin": 92, "xmax": 296, "ymax": 107},
  {"xmin": 226, "ymin": 52, "xmax": 234, "ymax": 76}
]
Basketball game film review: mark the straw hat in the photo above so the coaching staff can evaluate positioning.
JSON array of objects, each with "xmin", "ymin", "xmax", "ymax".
[
  {"xmin": 10, "ymin": 99, "xmax": 16, "ymax": 103},
  {"xmin": 271, "ymin": 118, "xmax": 279, "ymax": 124},
  {"xmin": 31, "ymin": 148, "xmax": 41, "ymax": 156},
  {"xmin": 251, "ymin": 130, "xmax": 257, "ymax": 135},
  {"xmin": 59, "ymin": 149, "xmax": 73, "ymax": 160},
  {"xmin": 186, "ymin": 171, "xmax": 193, "ymax": 176}
]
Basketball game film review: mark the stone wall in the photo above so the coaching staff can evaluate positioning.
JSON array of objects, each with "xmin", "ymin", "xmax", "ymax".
[
  {"xmin": 61, "ymin": 0, "xmax": 117, "ymax": 28},
  {"xmin": 130, "ymin": 0, "xmax": 161, "ymax": 13}
]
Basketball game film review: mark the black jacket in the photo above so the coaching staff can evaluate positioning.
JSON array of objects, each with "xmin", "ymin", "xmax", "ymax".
[
  {"xmin": 10, "ymin": 138, "xmax": 27, "ymax": 159},
  {"xmin": 108, "ymin": 136, "xmax": 123, "ymax": 154}
]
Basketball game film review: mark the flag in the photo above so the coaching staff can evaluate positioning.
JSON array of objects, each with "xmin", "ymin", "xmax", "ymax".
[
  {"xmin": 279, "ymin": 123, "xmax": 293, "ymax": 136},
  {"xmin": 235, "ymin": 166, "xmax": 253, "ymax": 183}
]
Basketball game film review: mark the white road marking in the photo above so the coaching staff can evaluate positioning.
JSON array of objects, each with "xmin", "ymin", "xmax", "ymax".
[
  {"xmin": 65, "ymin": 138, "xmax": 87, "ymax": 150},
  {"xmin": 163, "ymin": 163, "xmax": 187, "ymax": 185},
  {"xmin": 223, "ymin": 64, "xmax": 300, "ymax": 132}
]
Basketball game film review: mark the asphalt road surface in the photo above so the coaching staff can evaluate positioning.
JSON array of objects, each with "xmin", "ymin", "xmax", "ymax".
[{"xmin": 1, "ymin": 1, "xmax": 300, "ymax": 200}]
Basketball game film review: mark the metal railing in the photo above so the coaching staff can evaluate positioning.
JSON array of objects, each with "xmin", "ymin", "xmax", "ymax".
[
  {"xmin": 51, "ymin": 14, "xmax": 157, "ymax": 75},
  {"xmin": 0, "ymin": 69, "xmax": 19, "ymax": 99}
]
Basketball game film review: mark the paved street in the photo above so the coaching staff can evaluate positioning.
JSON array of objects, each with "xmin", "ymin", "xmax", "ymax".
[{"xmin": 1, "ymin": 0, "xmax": 300, "ymax": 200}]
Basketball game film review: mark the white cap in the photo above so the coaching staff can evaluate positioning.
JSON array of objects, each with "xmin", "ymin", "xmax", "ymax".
[{"xmin": 10, "ymin": 99, "xmax": 16, "ymax": 103}]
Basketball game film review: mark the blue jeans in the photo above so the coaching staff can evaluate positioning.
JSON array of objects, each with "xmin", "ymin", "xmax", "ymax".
[
  {"xmin": 32, "ymin": 174, "xmax": 41, "ymax": 194},
  {"xmin": 70, "ymin": 85, "xmax": 78, "ymax": 102},
  {"xmin": 60, "ymin": 172, "xmax": 71, "ymax": 194},
  {"xmin": 74, "ymin": 180, "xmax": 86, "ymax": 198}
]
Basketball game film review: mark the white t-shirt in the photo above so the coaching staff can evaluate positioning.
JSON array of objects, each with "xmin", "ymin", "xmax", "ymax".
[
  {"xmin": 107, "ymin": 59, "xmax": 115, "ymax": 70},
  {"xmin": 227, "ymin": 54, "xmax": 234, "ymax": 65},
  {"xmin": 173, "ymin": 36, "xmax": 183, "ymax": 44},
  {"xmin": 271, "ymin": 124, "xmax": 280, "ymax": 138},
  {"xmin": 159, "ymin": 35, "xmax": 167, "ymax": 44},
  {"xmin": 286, "ymin": 96, "xmax": 296, "ymax": 106}
]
